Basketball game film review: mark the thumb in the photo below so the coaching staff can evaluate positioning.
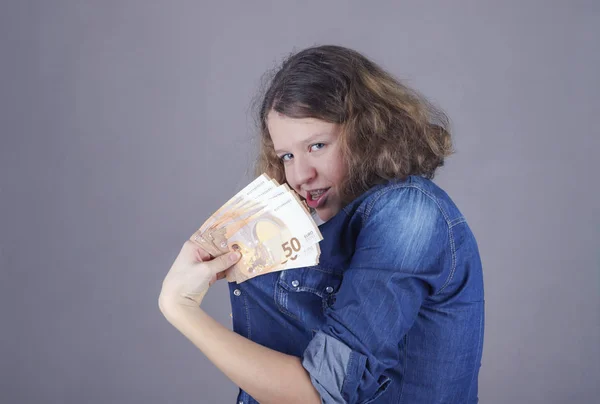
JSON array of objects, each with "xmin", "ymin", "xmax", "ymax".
[{"xmin": 205, "ymin": 251, "xmax": 241, "ymax": 275}]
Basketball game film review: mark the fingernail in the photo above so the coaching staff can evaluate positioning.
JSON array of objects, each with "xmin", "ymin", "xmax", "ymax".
[{"xmin": 229, "ymin": 251, "xmax": 240, "ymax": 262}]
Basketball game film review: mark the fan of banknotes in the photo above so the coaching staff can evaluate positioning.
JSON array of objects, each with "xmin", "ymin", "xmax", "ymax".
[{"xmin": 189, "ymin": 174, "xmax": 324, "ymax": 284}]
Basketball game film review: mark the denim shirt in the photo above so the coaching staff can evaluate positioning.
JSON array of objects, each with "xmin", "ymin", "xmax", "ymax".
[{"xmin": 228, "ymin": 176, "xmax": 484, "ymax": 403}]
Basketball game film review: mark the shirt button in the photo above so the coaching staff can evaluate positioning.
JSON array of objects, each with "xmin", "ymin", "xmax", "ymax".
[
  {"xmin": 291, "ymin": 280, "xmax": 300, "ymax": 288},
  {"xmin": 233, "ymin": 289, "xmax": 241, "ymax": 296},
  {"xmin": 325, "ymin": 286, "xmax": 334, "ymax": 293}
]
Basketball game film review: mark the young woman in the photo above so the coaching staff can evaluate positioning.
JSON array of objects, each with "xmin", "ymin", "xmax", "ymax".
[{"xmin": 159, "ymin": 45, "xmax": 484, "ymax": 404}]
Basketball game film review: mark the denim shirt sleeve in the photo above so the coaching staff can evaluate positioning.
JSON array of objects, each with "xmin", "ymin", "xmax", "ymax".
[{"xmin": 302, "ymin": 186, "xmax": 452, "ymax": 403}]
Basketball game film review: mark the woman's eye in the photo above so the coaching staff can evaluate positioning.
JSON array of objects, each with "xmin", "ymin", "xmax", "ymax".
[
  {"xmin": 310, "ymin": 143, "xmax": 325, "ymax": 151},
  {"xmin": 280, "ymin": 153, "xmax": 293, "ymax": 162}
]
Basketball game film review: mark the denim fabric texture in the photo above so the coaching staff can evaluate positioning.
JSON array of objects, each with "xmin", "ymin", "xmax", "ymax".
[{"xmin": 228, "ymin": 176, "xmax": 485, "ymax": 403}]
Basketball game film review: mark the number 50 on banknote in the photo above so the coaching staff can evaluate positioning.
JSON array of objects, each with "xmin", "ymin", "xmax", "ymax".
[{"xmin": 189, "ymin": 174, "xmax": 323, "ymax": 284}]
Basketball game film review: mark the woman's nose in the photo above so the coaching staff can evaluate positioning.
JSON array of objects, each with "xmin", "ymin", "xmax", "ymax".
[{"xmin": 292, "ymin": 158, "xmax": 317, "ymax": 186}]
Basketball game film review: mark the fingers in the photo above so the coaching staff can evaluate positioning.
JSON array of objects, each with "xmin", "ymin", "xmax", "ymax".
[
  {"xmin": 208, "ymin": 269, "xmax": 226, "ymax": 287},
  {"xmin": 181, "ymin": 240, "xmax": 211, "ymax": 262},
  {"xmin": 205, "ymin": 251, "xmax": 241, "ymax": 275},
  {"xmin": 195, "ymin": 247, "xmax": 212, "ymax": 262}
]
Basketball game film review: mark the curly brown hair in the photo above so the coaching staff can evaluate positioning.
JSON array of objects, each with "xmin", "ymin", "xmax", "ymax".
[{"xmin": 254, "ymin": 45, "xmax": 453, "ymax": 203}]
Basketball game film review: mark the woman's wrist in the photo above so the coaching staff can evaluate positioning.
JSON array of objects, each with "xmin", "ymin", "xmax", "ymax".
[{"xmin": 159, "ymin": 292, "xmax": 203, "ymax": 322}]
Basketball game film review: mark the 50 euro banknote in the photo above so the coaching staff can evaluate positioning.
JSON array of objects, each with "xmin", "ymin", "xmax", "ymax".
[{"xmin": 189, "ymin": 174, "xmax": 323, "ymax": 283}]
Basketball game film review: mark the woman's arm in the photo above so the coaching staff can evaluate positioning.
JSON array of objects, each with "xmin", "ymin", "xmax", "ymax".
[
  {"xmin": 160, "ymin": 301, "xmax": 321, "ymax": 404},
  {"xmin": 158, "ymin": 241, "xmax": 321, "ymax": 404}
]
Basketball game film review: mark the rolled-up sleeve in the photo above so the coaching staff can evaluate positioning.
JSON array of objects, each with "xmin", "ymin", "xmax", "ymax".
[
  {"xmin": 301, "ymin": 187, "xmax": 452, "ymax": 403},
  {"xmin": 302, "ymin": 331, "xmax": 352, "ymax": 404}
]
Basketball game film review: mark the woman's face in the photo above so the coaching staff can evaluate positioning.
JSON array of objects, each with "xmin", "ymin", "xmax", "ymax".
[{"xmin": 267, "ymin": 110, "xmax": 347, "ymax": 222}]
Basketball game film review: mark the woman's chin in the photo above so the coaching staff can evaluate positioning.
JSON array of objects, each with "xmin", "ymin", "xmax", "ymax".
[{"xmin": 315, "ymin": 207, "xmax": 339, "ymax": 222}]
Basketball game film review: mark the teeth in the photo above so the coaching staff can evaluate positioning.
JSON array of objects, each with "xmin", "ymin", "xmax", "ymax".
[{"xmin": 310, "ymin": 189, "xmax": 326, "ymax": 198}]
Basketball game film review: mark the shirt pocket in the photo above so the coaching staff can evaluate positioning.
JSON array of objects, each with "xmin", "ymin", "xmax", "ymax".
[{"xmin": 275, "ymin": 265, "xmax": 342, "ymax": 332}]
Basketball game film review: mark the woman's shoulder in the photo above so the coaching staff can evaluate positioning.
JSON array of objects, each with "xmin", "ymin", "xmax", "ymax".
[{"xmin": 352, "ymin": 176, "xmax": 465, "ymax": 228}]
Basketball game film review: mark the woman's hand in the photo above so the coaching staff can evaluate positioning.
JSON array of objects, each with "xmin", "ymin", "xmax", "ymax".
[{"xmin": 158, "ymin": 241, "xmax": 241, "ymax": 312}]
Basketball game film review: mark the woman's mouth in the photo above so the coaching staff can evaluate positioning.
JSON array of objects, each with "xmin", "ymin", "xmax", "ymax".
[{"xmin": 306, "ymin": 188, "xmax": 330, "ymax": 209}]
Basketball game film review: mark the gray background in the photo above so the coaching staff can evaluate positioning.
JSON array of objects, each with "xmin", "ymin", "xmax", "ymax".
[{"xmin": 1, "ymin": 1, "xmax": 598, "ymax": 403}]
